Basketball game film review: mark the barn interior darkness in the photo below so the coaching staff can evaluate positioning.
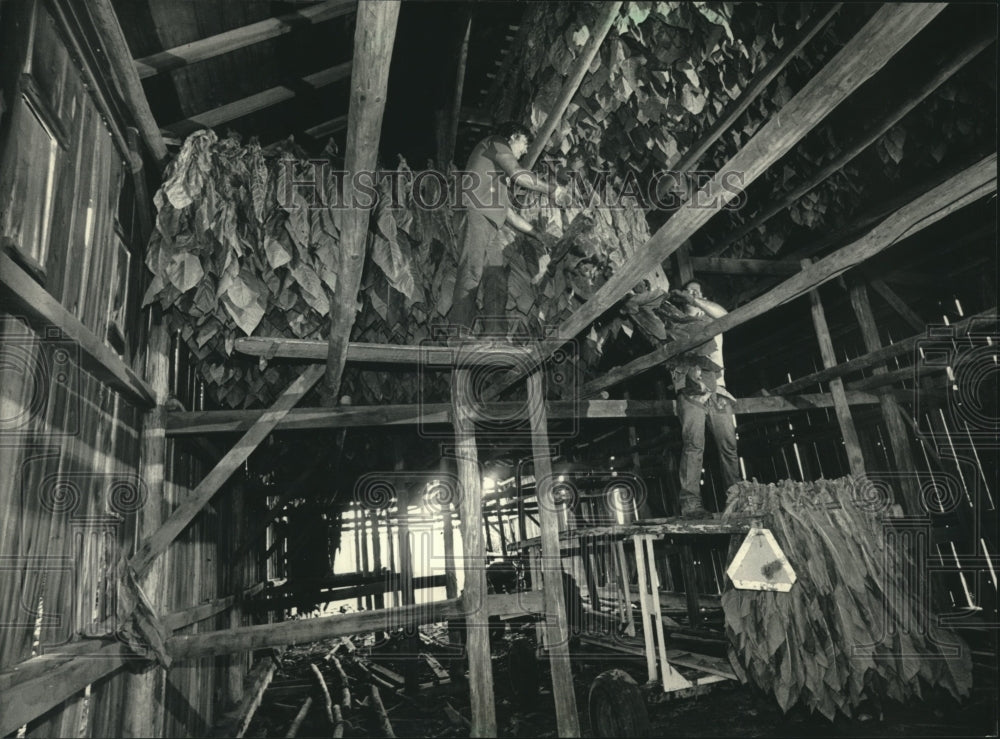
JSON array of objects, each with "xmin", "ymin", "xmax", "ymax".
[{"xmin": 0, "ymin": 1, "xmax": 997, "ymax": 738}]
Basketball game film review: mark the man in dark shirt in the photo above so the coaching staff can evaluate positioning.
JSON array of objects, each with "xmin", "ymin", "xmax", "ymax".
[{"xmin": 449, "ymin": 121, "xmax": 565, "ymax": 335}]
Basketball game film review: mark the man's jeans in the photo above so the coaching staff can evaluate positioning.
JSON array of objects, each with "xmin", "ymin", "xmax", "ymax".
[
  {"xmin": 449, "ymin": 211, "xmax": 507, "ymax": 334},
  {"xmin": 677, "ymin": 393, "xmax": 740, "ymax": 512}
]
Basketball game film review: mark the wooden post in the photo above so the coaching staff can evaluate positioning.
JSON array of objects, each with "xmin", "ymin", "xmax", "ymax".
[
  {"xmin": 441, "ymin": 10, "xmax": 472, "ymax": 169},
  {"xmin": 120, "ymin": 318, "xmax": 169, "ymax": 737},
  {"xmin": 527, "ymin": 370, "xmax": 581, "ymax": 737},
  {"xmin": 805, "ymin": 260, "xmax": 866, "ymax": 478},
  {"xmin": 848, "ymin": 283, "xmax": 922, "ymax": 513},
  {"xmin": 371, "ymin": 507, "xmax": 385, "ymax": 609},
  {"xmin": 451, "ymin": 369, "xmax": 497, "ymax": 736},
  {"xmin": 321, "ymin": 0, "xmax": 401, "ymax": 406}
]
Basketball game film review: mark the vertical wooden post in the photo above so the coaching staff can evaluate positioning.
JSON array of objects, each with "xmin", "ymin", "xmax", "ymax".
[
  {"xmin": 848, "ymin": 283, "xmax": 922, "ymax": 513},
  {"xmin": 120, "ymin": 318, "xmax": 169, "ymax": 737},
  {"xmin": 804, "ymin": 259, "xmax": 867, "ymax": 478},
  {"xmin": 441, "ymin": 9, "xmax": 472, "ymax": 169},
  {"xmin": 370, "ymin": 508, "xmax": 384, "ymax": 610},
  {"xmin": 224, "ymin": 480, "xmax": 247, "ymax": 708},
  {"xmin": 451, "ymin": 369, "xmax": 496, "ymax": 737},
  {"xmin": 527, "ymin": 369, "xmax": 581, "ymax": 737}
]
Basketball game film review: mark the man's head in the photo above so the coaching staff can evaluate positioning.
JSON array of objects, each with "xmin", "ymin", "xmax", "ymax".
[
  {"xmin": 496, "ymin": 121, "xmax": 531, "ymax": 159},
  {"xmin": 682, "ymin": 279, "xmax": 704, "ymax": 316}
]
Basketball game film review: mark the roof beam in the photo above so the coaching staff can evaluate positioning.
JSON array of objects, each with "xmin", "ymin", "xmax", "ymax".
[
  {"xmin": 304, "ymin": 114, "xmax": 348, "ymax": 139},
  {"xmin": 867, "ymin": 277, "xmax": 926, "ymax": 333},
  {"xmin": 134, "ymin": 0, "xmax": 357, "ymax": 79},
  {"xmin": 580, "ymin": 154, "xmax": 997, "ymax": 396},
  {"xmin": 164, "ymin": 62, "xmax": 351, "ymax": 135},
  {"xmin": 689, "ymin": 257, "xmax": 801, "ymax": 276},
  {"xmin": 547, "ymin": 4, "xmax": 946, "ymax": 355},
  {"xmin": 321, "ymin": 1, "xmax": 400, "ymax": 406}
]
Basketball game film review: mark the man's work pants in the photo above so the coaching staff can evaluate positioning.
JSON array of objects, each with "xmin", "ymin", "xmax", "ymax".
[
  {"xmin": 677, "ymin": 393, "xmax": 740, "ymax": 513},
  {"xmin": 449, "ymin": 211, "xmax": 508, "ymax": 335}
]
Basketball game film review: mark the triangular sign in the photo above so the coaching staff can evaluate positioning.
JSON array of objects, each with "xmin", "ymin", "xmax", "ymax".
[{"xmin": 726, "ymin": 527, "xmax": 797, "ymax": 592}]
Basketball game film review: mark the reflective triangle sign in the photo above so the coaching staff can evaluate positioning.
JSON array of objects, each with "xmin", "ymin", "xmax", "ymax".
[{"xmin": 726, "ymin": 527, "xmax": 796, "ymax": 592}]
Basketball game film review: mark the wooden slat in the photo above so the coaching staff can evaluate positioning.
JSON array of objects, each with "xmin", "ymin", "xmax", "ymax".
[
  {"xmin": 806, "ymin": 263, "xmax": 866, "ymax": 477},
  {"xmin": 166, "ymin": 592, "xmax": 543, "ymax": 660},
  {"xmin": 845, "ymin": 363, "xmax": 945, "ymax": 392},
  {"xmin": 88, "ymin": 0, "xmax": 167, "ymax": 165},
  {"xmin": 668, "ymin": 3, "xmax": 841, "ymax": 173},
  {"xmin": 164, "ymin": 393, "xmax": 884, "ymax": 435},
  {"xmin": 164, "ymin": 62, "xmax": 352, "ymax": 134},
  {"xmin": 527, "ymin": 370, "xmax": 581, "ymax": 737},
  {"xmin": 304, "ymin": 114, "xmax": 349, "ymax": 140},
  {"xmin": 547, "ymin": 4, "xmax": 945, "ymax": 351},
  {"xmin": 321, "ymin": 1, "xmax": 400, "ymax": 405},
  {"xmin": 689, "ymin": 257, "xmax": 801, "ymax": 276},
  {"xmin": 522, "ymin": 2, "xmax": 623, "ymax": 169},
  {"xmin": 0, "ymin": 251, "xmax": 155, "ymax": 406},
  {"xmin": 128, "ymin": 364, "xmax": 324, "ymax": 578},
  {"xmin": 581, "ymin": 154, "xmax": 997, "ymax": 396},
  {"xmin": 868, "ymin": 278, "xmax": 925, "ymax": 333},
  {"xmin": 769, "ymin": 305, "xmax": 997, "ymax": 396},
  {"xmin": 236, "ymin": 335, "xmax": 535, "ymax": 365},
  {"xmin": 134, "ymin": 0, "xmax": 357, "ymax": 78}
]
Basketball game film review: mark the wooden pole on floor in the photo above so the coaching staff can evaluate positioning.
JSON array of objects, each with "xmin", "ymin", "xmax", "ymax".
[
  {"xmin": 451, "ymin": 369, "xmax": 497, "ymax": 736},
  {"xmin": 527, "ymin": 369, "xmax": 581, "ymax": 737}
]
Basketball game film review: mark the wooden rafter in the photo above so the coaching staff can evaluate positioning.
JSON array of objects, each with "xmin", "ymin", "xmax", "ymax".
[
  {"xmin": 0, "ymin": 252, "xmax": 155, "ymax": 407},
  {"xmin": 164, "ymin": 62, "xmax": 352, "ymax": 135},
  {"xmin": 128, "ymin": 364, "xmax": 324, "ymax": 578},
  {"xmin": 134, "ymin": 0, "xmax": 357, "ymax": 79},
  {"xmin": 868, "ymin": 278, "xmax": 926, "ymax": 333},
  {"xmin": 305, "ymin": 114, "xmax": 349, "ymax": 140},
  {"xmin": 164, "ymin": 393, "xmax": 886, "ymax": 435},
  {"xmin": 689, "ymin": 257, "xmax": 801, "ymax": 276},
  {"xmin": 581, "ymin": 154, "xmax": 997, "ymax": 396},
  {"xmin": 523, "ymin": 2, "xmax": 622, "ymax": 168},
  {"xmin": 321, "ymin": 1, "xmax": 401, "ymax": 406}
]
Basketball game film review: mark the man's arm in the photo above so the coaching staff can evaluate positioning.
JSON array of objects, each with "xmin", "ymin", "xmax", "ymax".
[
  {"xmin": 506, "ymin": 209, "xmax": 554, "ymax": 284},
  {"xmin": 493, "ymin": 149, "xmax": 559, "ymax": 196},
  {"xmin": 690, "ymin": 295, "xmax": 727, "ymax": 319}
]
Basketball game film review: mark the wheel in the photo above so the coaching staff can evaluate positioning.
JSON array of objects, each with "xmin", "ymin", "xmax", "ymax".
[
  {"xmin": 588, "ymin": 669, "xmax": 651, "ymax": 738},
  {"xmin": 506, "ymin": 635, "xmax": 539, "ymax": 706}
]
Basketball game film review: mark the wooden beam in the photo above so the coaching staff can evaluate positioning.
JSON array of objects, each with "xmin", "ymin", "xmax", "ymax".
[
  {"xmin": 769, "ymin": 306, "xmax": 995, "ymax": 396},
  {"xmin": 212, "ymin": 652, "xmax": 283, "ymax": 738},
  {"xmin": 128, "ymin": 364, "xmax": 324, "ymax": 578},
  {"xmin": 668, "ymin": 3, "xmax": 841, "ymax": 173},
  {"xmin": 527, "ymin": 370, "xmax": 581, "ymax": 737},
  {"xmin": 845, "ymin": 363, "xmax": 945, "ymax": 392},
  {"xmin": 165, "ymin": 62, "xmax": 352, "ymax": 135},
  {"xmin": 304, "ymin": 114, "xmax": 349, "ymax": 140},
  {"xmin": 868, "ymin": 278, "xmax": 925, "ymax": 333},
  {"xmin": 134, "ymin": 0, "xmax": 357, "ymax": 78},
  {"xmin": 547, "ymin": 5, "xmax": 945, "ymax": 351},
  {"xmin": 580, "ymin": 154, "xmax": 997, "ymax": 396},
  {"xmin": 441, "ymin": 10, "xmax": 472, "ymax": 168},
  {"xmin": 165, "ymin": 393, "xmax": 885, "ymax": 435},
  {"xmin": 166, "ymin": 592, "xmax": 542, "ymax": 660},
  {"xmin": 237, "ymin": 336, "xmax": 535, "ymax": 365},
  {"xmin": 0, "ymin": 252, "xmax": 155, "ymax": 407},
  {"xmin": 88, "ymin": 0, "xmax": 168, "ymax": 166},
  {"xmin": 706, "ymin": 28, "xmax": 994, "ymax": 257},
  {"xmin": 848, "ymin": 283, "xmax": 922, "ymax": 513},
  {"xmin": 522, "ymin": 2, "xmax": 623, "ymax": 169},
  {"xmin": 806, "ymin": 261, "xmax": 866, "ymax": 477},
  {"xmin": 322, "ymin": 1, "xmax": 400, "ymax": 406},
  {"xmin": 451, "ymin": 370, "xmax": 497, "ymax": 736},
  {"xmin": 689, "ymin": 257, "xmax": 801, "ymax": 276}
]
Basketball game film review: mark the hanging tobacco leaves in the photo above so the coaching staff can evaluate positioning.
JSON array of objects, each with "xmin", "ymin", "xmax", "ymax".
[{"xmin": 721, "ymin": 478, "xmax": 972, "ymax": 720}]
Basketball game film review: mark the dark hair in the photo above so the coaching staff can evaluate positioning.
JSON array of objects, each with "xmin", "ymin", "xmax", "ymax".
[
  {"xmin": 682, "ymin": 279, "xmax": 702, "ymax": 291},
  {"xmin": 495, "ymin": 121, "xmax": 531, "ymax": 142}
]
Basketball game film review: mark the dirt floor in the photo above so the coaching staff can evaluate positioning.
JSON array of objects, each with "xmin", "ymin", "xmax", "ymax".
[{"xmin": 244, "ymin": 627, "xmax": 998, "ymax": 738}]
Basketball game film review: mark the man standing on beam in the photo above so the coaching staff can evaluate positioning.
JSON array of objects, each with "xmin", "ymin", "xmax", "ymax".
[
  {"xmin": 449, "ymin": 121, "xmax": 566, "ymax": 336},
  {"xmin": 670, "ymin": 279, "xmax": 741, "ymax": 518}
]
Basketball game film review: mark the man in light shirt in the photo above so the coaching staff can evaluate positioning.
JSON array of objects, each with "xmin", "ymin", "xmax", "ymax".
[{"xmin": 670, "ymin": 280, "xmax": 740, "ymax": 518}]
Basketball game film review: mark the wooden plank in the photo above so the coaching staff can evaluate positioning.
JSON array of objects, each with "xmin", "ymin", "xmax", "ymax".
[
  {"xmin": 129, "ymin": 364, "xmax": 324, "ymax": 578},
  {"xmin": 706, "ymin": 28, "xmax": 994, "ymax": 257},
  {"xmin": 632, "ymin": 537, "xmax": 658, "ymax": 682},
  {"xmin": 581, "ymin": 154, "xmax": 997, "ymax": 396},
  {"xmin": 0, "ymin": 251, "xmax": 155, "ymax": 406},
  {"xmin": 322, "ymin": 1, "xmax": 400, "ymax": 406},
  {"xmin": 164, "ymin": 393, "xmax": 883, "ymax": 435},
  {"xmin": 527, "ymin": 370, "xmax": 581, "ymax": 737},
  {"xmin": 807, "ymin": 265, "xmax": 866, "ymax": 477},
  {"xmin": 522, "ymin": 2, "xmax": 623, "ymax": 168},
  {"xmin": 440, "ymin": 10, "xmax": 472, "ymax": 169},
  {"xmin": 451, "ymin": 369, "xmax": 496, "ymax": 736},
  {"xmin": 869, "ymin": 278, "xmax": 925, "ymax": 333},
  {"xmin": 134, "ymin": 0, "xmax": 357, "ymax": 78},
  {"xmin": 689, "ymin": 257, "xmax": 801, "ymax": 276},
  {"xmin": 165, "ymin": 62, "xmax": 352, "ymax": 134},
  {"xmin": 514, "ymin": 519, "xmax": 754, "ymax": 550},
  {"xmin": 211, "ymin": 652, "xmax": 282, "ymax": 738},
  {"xmin": 546, "ymin": 4, "xmax": 945, "ymax": 350},
  {"xmin": 846, "ymin": 363, "xmax": 945, "ymax": 392},
  {"xmin": 237, "ymin": 336, "xmax": 536, "ymax": 364},
  {"xmin": 848, "ymin": 283, "xmax": 922, "ymax": 513},
  {"xmin": 88, "ymin": 0, "xmax": 167, "ymax": 165},
  {"xmin": 167, "ymin": 592, "xmax": 543, "ymax": 660},
  {"xmin": 668, "ymin": 3, "xmax": 841, "ymax": 173},
  {"xmin": 770, "ymin": 306, "xmax": 996, "ymax": 396},
  {"xmin": 305, "ymin": 114, "xmax": 349, "ymax": 140}
]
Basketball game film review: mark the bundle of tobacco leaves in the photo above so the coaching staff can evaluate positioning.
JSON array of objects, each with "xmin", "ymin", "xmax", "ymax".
[{"xmin": 721, "ymin": 478, "xmax": 972, "ymax": 720}]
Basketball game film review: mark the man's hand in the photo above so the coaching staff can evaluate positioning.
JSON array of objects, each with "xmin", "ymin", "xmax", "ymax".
[
  {"xmin": 531, "ymin": 254, "xmax": 551, "ymax": 285},
  {"xmin": 551, "ymin": 183, "xmax": 571, "ymax": 207},
  {"xmin": 669, "ymin": 288, "xmax": 695, "ymax": 305}
]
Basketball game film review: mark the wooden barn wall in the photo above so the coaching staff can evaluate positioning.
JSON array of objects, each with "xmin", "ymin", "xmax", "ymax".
[{"xmin": 0, "ymin": 2, "xmax": 244, "ymax": 736}]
